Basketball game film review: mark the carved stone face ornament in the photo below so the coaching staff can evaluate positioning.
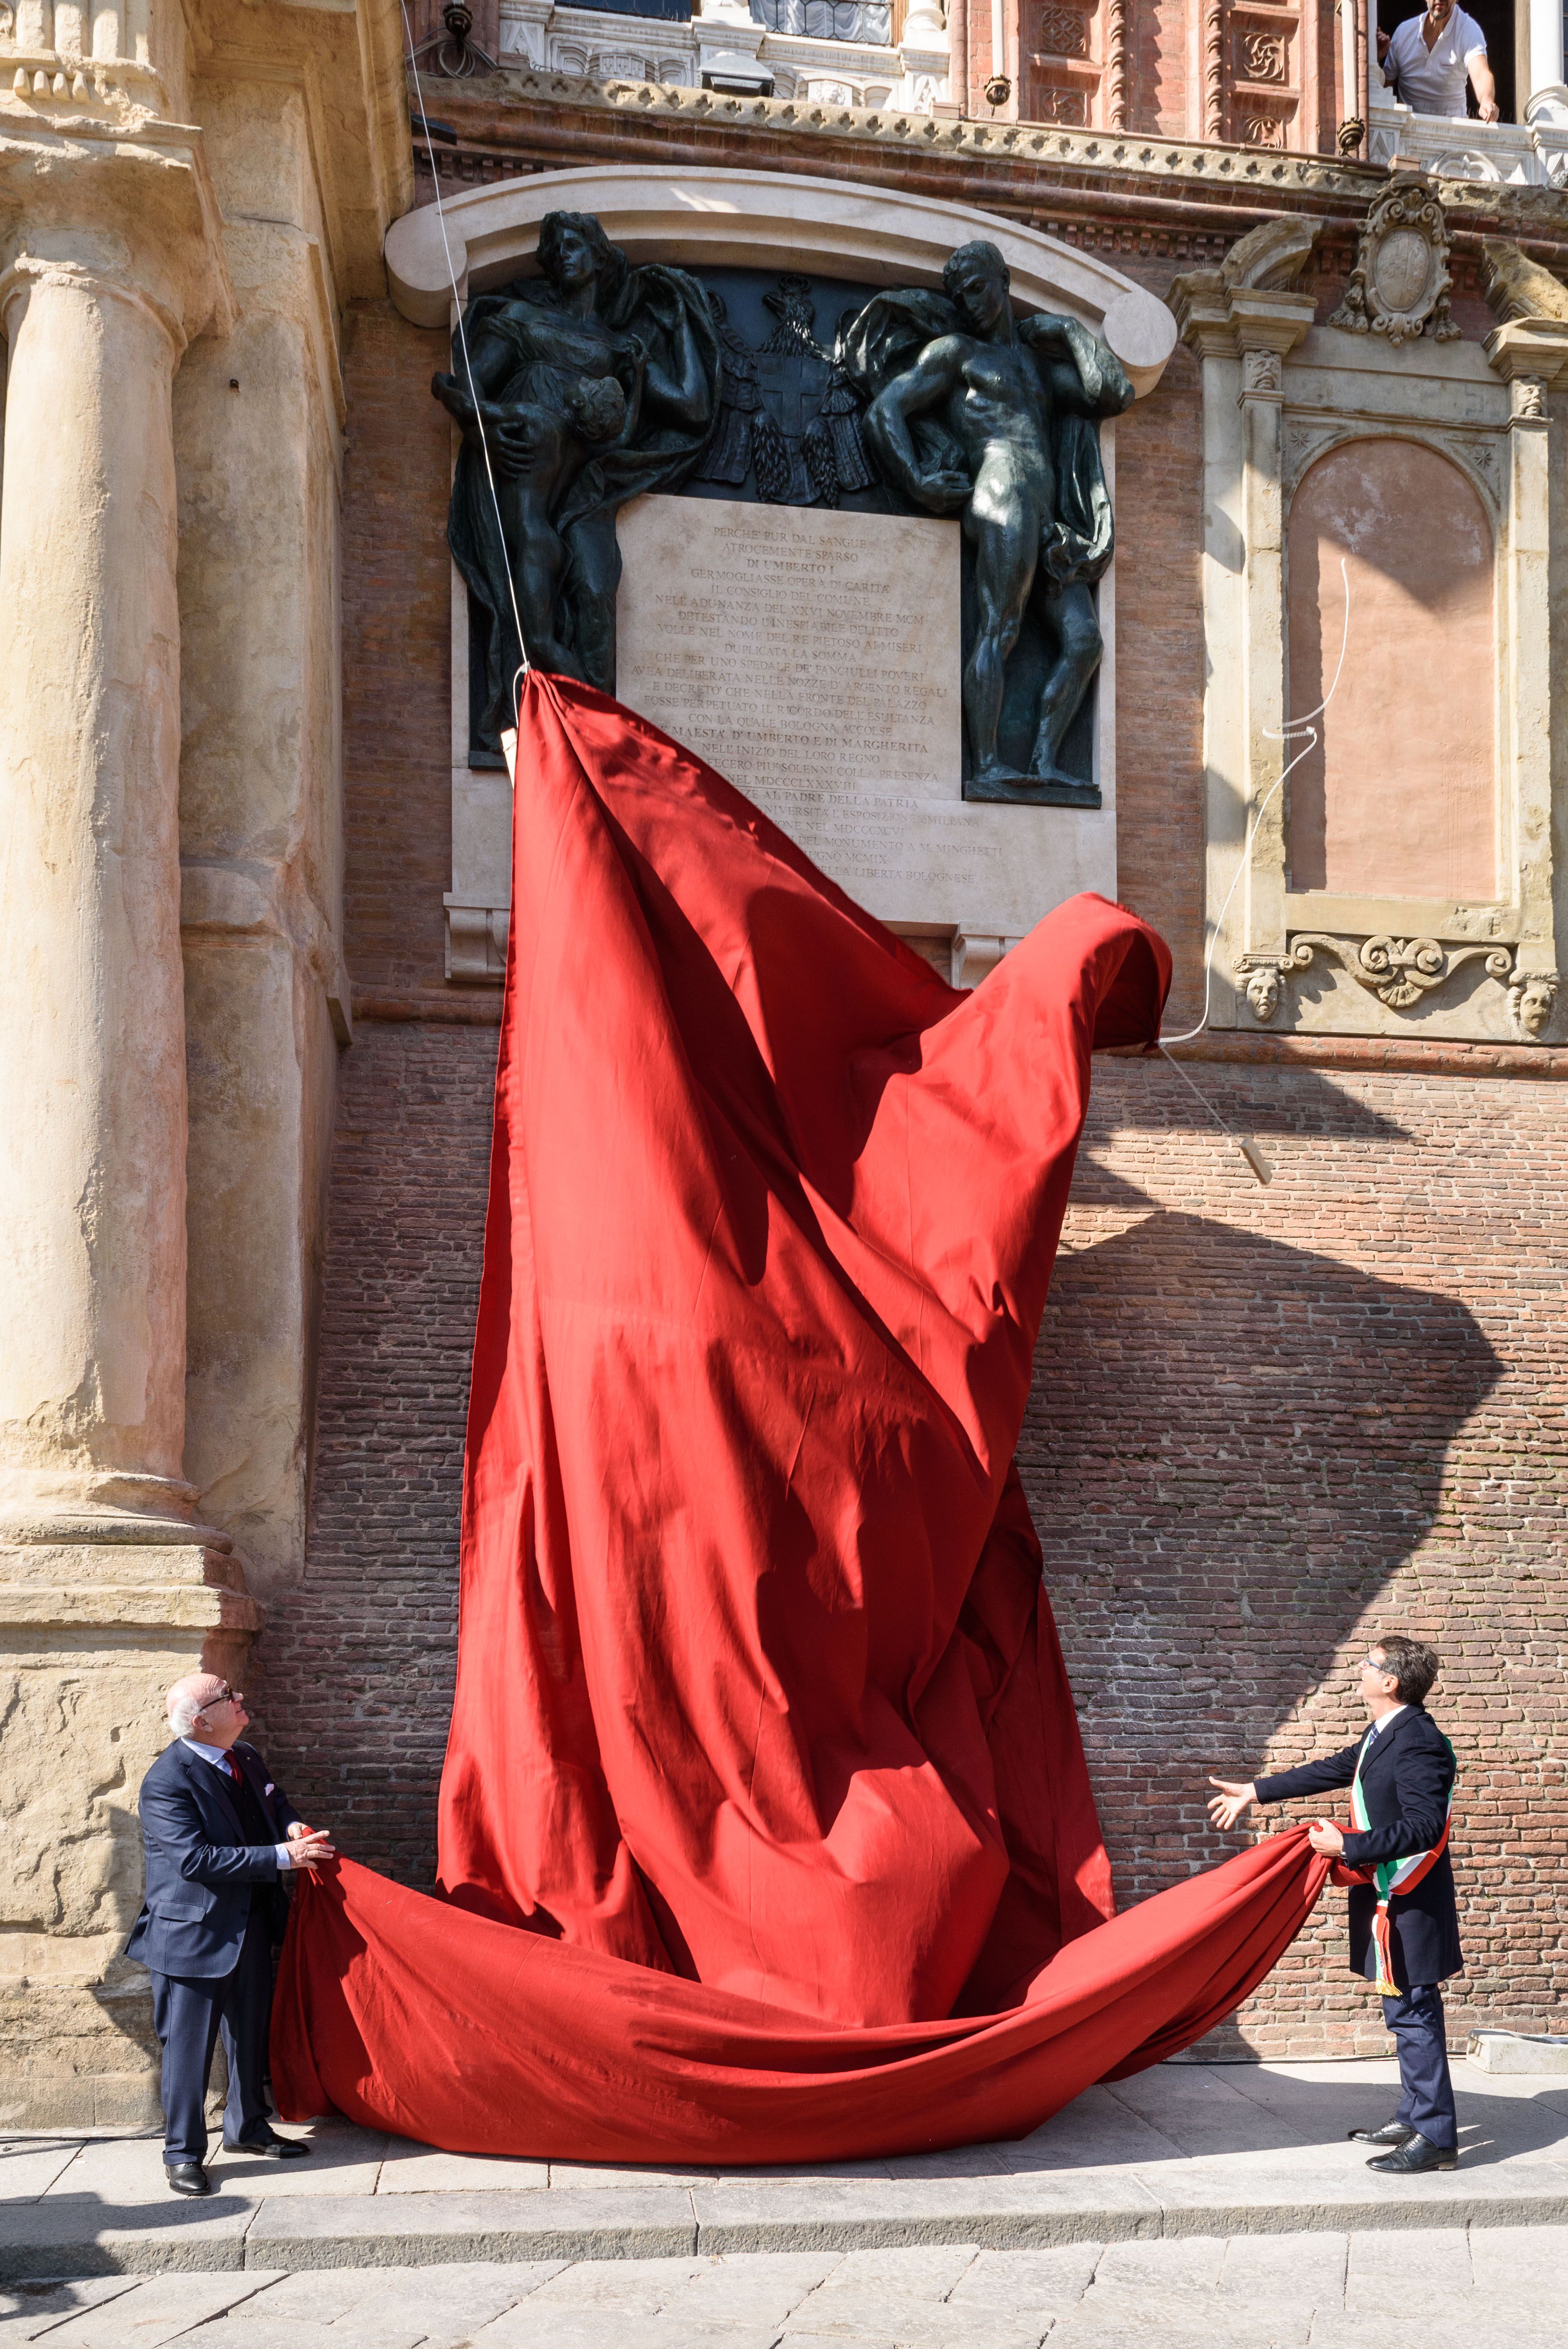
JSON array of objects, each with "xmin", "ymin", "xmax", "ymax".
[
  {"xmin": 1243, "ymin": 964, "xmax": 1281, "ymax": 1022},
  {"xmin": 1508, "ymin": 972, "xmax": 1559, "ymax": 1039}
]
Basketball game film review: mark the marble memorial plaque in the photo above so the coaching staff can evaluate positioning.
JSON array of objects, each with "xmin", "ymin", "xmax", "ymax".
[{"xmin": 615, "ymin": 495, "xmax": 1114, "ymax": 952}]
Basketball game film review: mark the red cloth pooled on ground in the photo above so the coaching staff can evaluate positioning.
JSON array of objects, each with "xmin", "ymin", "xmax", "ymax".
[{"xmin": 273, "ymin": 672, "xmax": 1327, "ymax": 2158}]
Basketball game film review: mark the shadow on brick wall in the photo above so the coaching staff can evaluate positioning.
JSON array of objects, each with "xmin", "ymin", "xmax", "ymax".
[{"xmin": 1021, "ymin": 1066, "xmax": 1514, "ymax": 2048}]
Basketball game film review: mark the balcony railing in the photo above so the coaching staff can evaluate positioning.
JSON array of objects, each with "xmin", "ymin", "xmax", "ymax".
[{"xmin": 1368, "ymin": 88, "xmax": 1568, "ymax": 186}]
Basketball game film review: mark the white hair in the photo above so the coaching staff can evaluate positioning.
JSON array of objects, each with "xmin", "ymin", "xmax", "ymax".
[{"xmin": 168, "ymin": 1691, "xmax": 204, "ymax": 1737}]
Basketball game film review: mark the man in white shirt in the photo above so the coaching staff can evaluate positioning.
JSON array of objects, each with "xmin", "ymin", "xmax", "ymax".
[
  {"xmin": 1379, "ymin": 0, "xmax": 1499, "ymax": 121},
  {"xmin": 126, "ymin": 1674, "xmax": 335, "ymax": 2194}
]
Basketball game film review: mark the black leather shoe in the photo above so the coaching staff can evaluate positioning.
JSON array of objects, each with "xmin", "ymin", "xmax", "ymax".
[
  {"xmin": 227, "ymin": 2127, "xmax": 309, "ymax": 2160},
  {"xmin": 165, "ymin": 2161, "xmax": 211, "ymax": 2196},
  {"xmin": 1349, "ymin": 2118, "xmax": 1416, "ymax": 2145},
  {"xmin": 1367, "ymin": 2131, "xmax": 1458, "ymax": 2173}
]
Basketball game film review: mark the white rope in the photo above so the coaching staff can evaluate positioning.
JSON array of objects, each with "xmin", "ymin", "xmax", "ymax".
[
  {"xmin": 1147, "ymin": 558, "xmax": 1353, "ymax": 1187},
  {"xmin": 1161, "ymin": 556, "xmax": 1351, "ymax": 1048},
  {"xmin": 400, "ymin": 7, "xmax": 530, "ymax": 752}
]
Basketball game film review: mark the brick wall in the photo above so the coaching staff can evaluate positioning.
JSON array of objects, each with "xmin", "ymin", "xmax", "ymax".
[
  {"xmin": 254, "ymin": 1018, "xmax": 496, "ymax": 1890},
  {"xmin": 274, "ymin": 281, "xmax": 1566, "ymax": 2051},
  {"xmin": 281, "ymin": 1034, "xmax": 1568, "ymax": 2048},
  {"xmin": 339, "ymin": 299, "xmax": 454, "ymax": 1001},
  {"xmin": 1030, "ymin": 1062, "xmax": 1568, "ymax": 2052}
]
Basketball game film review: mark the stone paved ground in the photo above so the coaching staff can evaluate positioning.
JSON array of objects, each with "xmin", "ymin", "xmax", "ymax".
[
  {"xmin": 4, "ymin": 2062, "xmax": 1567, "ymax": 2341},
  {"xmin": 4, "ymin": 2228, "xmax": 1568, "ymax": 2348}
]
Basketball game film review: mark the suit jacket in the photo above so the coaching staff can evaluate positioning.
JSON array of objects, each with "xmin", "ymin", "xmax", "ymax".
[
  {"xmin": 1255, "ymin": 1705, "xmax": 1461, "ymax": 1988},
  {"xmin": 124, "ymin": 1739, "xmax": 302, "ymax": 1979}
]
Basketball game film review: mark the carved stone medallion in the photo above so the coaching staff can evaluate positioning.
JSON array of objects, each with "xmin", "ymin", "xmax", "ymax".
[{"xmin": 1329, "ymin": 174, "xmax": 1460, "ymax": 347}]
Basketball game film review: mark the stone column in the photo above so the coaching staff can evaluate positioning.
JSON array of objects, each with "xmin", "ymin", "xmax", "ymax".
[
  {"xmin": 1526, "ymin": 0, "xmax": 1565, "ymax": 110},
  {"xmin": 0, "ymin": 261, "xmax": 199, "ymax": 1543},
  {"xmin": 0, "ymin": 195, "xmax": 258, "ymax": 2127},
  {"xmin": 1484, "ymin": 316, "xmax": 1568, "ymax": 999},
  {"xmin": 1169, "ymin": 221, "xmax": 1318, "ymax": 1021}
]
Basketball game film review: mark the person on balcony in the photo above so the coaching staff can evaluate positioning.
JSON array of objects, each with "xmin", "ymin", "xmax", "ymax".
[{"xmin": 1378, "ymin": 0, "xmax": 1499, "ymax": 122}]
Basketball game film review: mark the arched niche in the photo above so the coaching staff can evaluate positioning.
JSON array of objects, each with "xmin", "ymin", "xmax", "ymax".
[
  {"xmin": 1286, "ymin": 436, "xmax": 1498, "ymax": 903},
  {"xmin": 383, "ymin": 164, "xmax": 1177, "ymax": 397}
]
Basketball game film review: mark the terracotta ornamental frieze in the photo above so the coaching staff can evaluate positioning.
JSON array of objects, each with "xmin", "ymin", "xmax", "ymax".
[{"xmin": 435, "ymin": 209, "xmax": 1132, "ymax": 807}]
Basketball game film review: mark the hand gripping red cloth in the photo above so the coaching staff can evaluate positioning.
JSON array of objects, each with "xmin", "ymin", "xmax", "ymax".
[{"xmin": 273, "ymin": 674, "xmax": 1328, "ymax": 2159}]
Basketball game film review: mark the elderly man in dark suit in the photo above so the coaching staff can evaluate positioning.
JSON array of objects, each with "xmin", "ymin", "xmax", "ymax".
[
  {"xmin": 1208, "ymin": 1635, "xmax": 1461, "ymax": 2175},
  {"xmin": 126, "ymin": 1673, "xmax": 335, "ymax": 2195}
]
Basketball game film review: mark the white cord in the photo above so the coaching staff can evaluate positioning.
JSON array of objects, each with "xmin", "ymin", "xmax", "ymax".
[
  {"xmin": 1160, "ymin": 556, "xmax": 1351, "ymax": 1047},
  {"xmin": 1151, "ymin": 558, "xmax": 1353, "ymax": 1186},
  {"xmin": 400, "ymin": 7, "xmax": 530, "ymax": 741}
]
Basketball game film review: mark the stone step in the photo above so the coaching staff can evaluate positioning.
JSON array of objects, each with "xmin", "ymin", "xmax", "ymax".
[{"xmin": 6, "ymin": 2163, "xmax": 1568, "ymax": 2282}]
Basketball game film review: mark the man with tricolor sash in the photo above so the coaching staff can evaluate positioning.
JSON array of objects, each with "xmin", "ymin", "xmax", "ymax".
[{"xmin": 1209, "ymin": 1636, "xmax": 1461, "ymax": 2175}]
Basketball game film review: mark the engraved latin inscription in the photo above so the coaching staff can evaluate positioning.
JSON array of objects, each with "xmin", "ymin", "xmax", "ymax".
[
  {"xmin": 618, "ymin": 496, "xmax": 958, "ymax": 785},
  {"xmin": 614, "ymin": 494, "xmax": 1111, "ymax": 933}
]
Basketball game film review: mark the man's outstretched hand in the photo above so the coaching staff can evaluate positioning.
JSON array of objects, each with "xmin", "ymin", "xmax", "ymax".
[
  {"xmin": 285, "ymin": 1822, "xmax": 338, "ymax": 1874},
  {"xmin": 1207, "ymin": 1777, "xmax": 1257, "ymax": 1831}
]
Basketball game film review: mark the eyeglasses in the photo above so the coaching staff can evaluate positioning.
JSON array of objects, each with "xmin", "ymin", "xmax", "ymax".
[
  {"xmin": 197, "ymin": 1686, "xmax": 244, "ymax": 1710},
  {"xmin": 1359, "ymin": 1656, "xmax": 1396, "ymax": 1679}
]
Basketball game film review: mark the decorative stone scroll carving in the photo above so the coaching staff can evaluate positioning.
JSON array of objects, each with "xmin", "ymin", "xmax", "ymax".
[
  {"xmin": 1284, "ymin": 934, "xmax": 1514, "ymax": 1010},
  {"xmin": 1237, "ymin": 938, "xmax": 1527, "ymax": 1022},
  {"xmin": 1329, "ymin": 174, "xmax": 1460, "ymax": 347}
]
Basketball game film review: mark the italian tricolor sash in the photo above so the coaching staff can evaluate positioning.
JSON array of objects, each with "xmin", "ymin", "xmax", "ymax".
[{"xmin": 1330, "ymin": 1729, "xmax": 1456, "ymax": 1996}]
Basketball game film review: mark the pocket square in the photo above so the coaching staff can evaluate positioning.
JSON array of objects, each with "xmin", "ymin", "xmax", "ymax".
[{"xmin": 265, "ymin": 1784, "xmax": 275, "ymax": 1796}]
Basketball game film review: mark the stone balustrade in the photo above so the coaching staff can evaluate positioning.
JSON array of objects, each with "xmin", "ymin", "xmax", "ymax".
[
  {"xmin": 1368, "ymin": 91, "xmax": 1568, "ymax": 189},
  {"xmin": 497, "ymin": 0, "xmax": 954, "ymax": 114},
  {"xmin": 0, "ymin": 0, "xmax": 168, "ymax": 104}
]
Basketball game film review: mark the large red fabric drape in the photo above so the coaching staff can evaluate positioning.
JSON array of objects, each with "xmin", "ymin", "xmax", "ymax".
[{"xmin": 274, "ymin": 674, "xmax": 1326, "ymax": 2158}]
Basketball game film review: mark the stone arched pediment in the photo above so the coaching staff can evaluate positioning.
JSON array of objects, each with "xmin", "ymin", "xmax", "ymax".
[{"xmin": 383, "ymin": 162, "xmax": 1177, "ymax": 397}]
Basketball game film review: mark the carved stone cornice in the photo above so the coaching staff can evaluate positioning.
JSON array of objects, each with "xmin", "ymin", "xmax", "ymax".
[
  {"xmin": 1477, "ymin": 239, "xmax": 1568, "ymax": 389},
  {"xmin": 412, "ymin": 64, "xmax": 1568, "ymax": 246},
  {"xmin": 1169, "ymin": 216, "xmax": 1320, "ymax": 359},
  {"xmin": 0, "ymin": 117, "xmax": 236, "ymax": 345},
  {"xmin": 414, "ymin": 63, "xmax": 1387, "ymax": 206},
  {"xmin": 1480, "ymin": 235, "xmax": 1568, "ymax": 325}
]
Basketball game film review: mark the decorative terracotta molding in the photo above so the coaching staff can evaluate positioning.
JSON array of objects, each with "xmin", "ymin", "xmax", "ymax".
[
  {"xmin": 1105, "ymin": 0, "xmax": 1129, "ymax": 132},
  {"xmin": 1203, "ymin": 0, "xmax": 1226, "ymax": 142},
  {"xmin": 411, "ymin": 64, "xmax": 1394, "ymax": 200}
]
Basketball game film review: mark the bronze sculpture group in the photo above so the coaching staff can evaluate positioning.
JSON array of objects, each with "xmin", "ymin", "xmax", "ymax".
[{"xmin": 435, "ymin": 213, "xmax": 1133, "ymax": 801}]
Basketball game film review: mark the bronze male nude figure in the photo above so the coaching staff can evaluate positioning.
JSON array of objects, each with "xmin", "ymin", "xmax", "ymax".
[{"xmin": 854, "ymin": 242, "xmax": 1133, "ymax": 800}]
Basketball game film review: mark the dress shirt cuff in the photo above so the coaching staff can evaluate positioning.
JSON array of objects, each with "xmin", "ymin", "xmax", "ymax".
[{"xmin": 275, "ymin": 1842, "xmax": 294, "ymax": 1871}]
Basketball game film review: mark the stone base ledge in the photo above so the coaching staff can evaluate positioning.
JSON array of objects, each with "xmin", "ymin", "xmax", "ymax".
[
  {"xmin": 4, "ymin": 2160, "xmax": 1568, "ymax": 2282},
  {"xmin": 0, "ymin": 1978, "xmax": 161, "ymax": 2133}
]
